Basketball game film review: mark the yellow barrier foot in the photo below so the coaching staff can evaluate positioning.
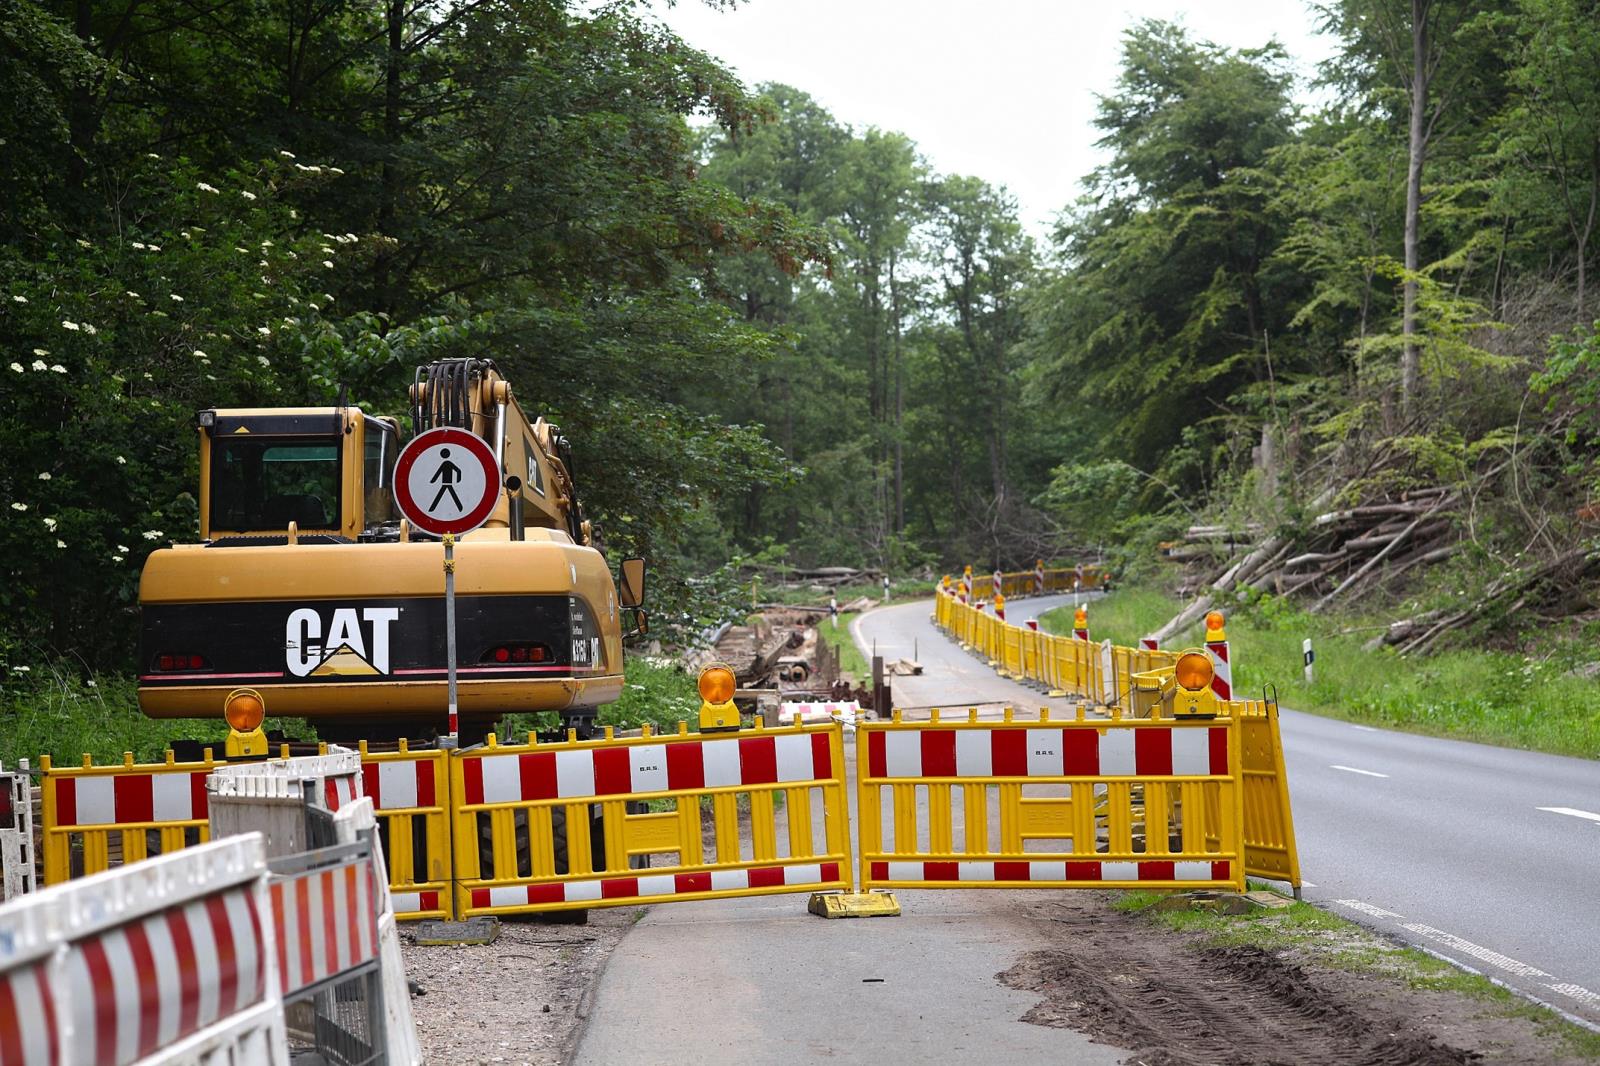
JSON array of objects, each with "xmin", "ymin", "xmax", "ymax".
[
  {"xmin": 413, "ymin": 917, "xmax": 501, "ymax": 945},
  {"xmin": 1149, "ymin": 891, "xmax": 1255, "ymax": 916},
  {"xmin": 1047, "ymin": 689, "xmax": 1067, "ymax": 698},
  {"xmin": 1245, "ymin": 889, "xmax": 1296, "ymax": 911},
  {"xmin": 808, "ymin": 891, "xmax": 901, "ymax": 919}
]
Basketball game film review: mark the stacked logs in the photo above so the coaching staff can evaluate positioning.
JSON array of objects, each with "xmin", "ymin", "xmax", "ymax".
[{"xmin": 1154, "ymin": 488, "xmax": 1460, "ymax": 646}]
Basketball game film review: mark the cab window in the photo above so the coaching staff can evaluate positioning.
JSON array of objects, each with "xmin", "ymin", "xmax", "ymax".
[
  {"xmin": 210, "ymin": 437, "xmax": 341, "ymax": 532},
  {"xmin": 363, "ymin": 421, "xmax": 399, "ymax": 524}
]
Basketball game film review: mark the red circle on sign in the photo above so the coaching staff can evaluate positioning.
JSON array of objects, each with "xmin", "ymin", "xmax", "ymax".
[{"xmin": 393, "ymin": 427, "xmax": 501, "ymax": 536}]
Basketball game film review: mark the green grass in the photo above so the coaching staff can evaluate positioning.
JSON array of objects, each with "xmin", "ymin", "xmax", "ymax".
[
  {"xmin": 816, "ymin": 612, "xmax": 869, "ymax": 680},
  {"xmin": 1116, "ymin": 888, "xmax": 1600, "ymax": 1057},
  {"xmin": 1040, "ymin": 587, "xmax": 1600, "ymax": 758},
  {"xmin": 0, "ymin": 665, "xmax": 312, "ymax": 768}
]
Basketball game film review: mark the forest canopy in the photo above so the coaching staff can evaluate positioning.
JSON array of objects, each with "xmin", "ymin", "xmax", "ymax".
[{"xmin": 2, "ymin": 0, "xmax": 1598, "ymax": 675}]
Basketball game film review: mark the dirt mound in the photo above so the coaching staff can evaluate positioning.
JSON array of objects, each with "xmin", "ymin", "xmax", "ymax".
[{"xmin": 1000, "ymin": 906, "xmax": 1481, "ymax": 1066}]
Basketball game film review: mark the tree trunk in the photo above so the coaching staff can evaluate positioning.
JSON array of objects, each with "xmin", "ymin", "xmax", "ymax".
[
  {"xmin": 890, "ymin": 246, "xmax": 904, "ymax": 536},
  {"xmin": 376, "ymin": 0, "xmax": 405, "ymax": 317},
  {"xmin": 1401, "ymin": 0, "xmax": 1430, "ymax": 419}
]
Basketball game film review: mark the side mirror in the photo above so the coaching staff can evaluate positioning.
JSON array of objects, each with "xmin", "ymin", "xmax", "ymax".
[{"xmin": 619, "ymin": 557, "xmax": 646, "ymax": 608}]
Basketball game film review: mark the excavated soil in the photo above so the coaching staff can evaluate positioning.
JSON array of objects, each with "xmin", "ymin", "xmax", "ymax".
[{"xmin": 1000, "ymin": 895, "xmax": 1588, "ymax": 1066}]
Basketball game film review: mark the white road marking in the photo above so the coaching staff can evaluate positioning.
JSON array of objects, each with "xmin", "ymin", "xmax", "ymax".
[
  {"xmin": 1351, "ymin": 725, "xmax": 1380, "ymax": 733},
  {"xmin": 1299, "ymin": 881, "xmax": 1317, "ymax": 888},
  {"xmin": 1399, "ymin": 923, "xmax": 1553, "ymax": 979},
  {"xmin": 1548, "ymin": 983, "xmax": 1600, "ymax": 1010},
  {"xmin": 1536, "ymin": 806, "xmax": 1600, "ymax": 824},
  {"xmin": 1333, "ymin": 899, "xmax": 1404, "ymax": 919},
  {"xmin": 1330, "ymin": 764, "xmax": 1389, "ymax": 778},
  {"xmin": 1333, "ymin": 901, "xmax": 1600, "ymax": 1024}
]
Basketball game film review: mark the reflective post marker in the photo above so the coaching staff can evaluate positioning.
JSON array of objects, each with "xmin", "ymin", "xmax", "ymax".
[
  {"xmin": 444, "ymin": 532, "xmax": 458, "ymax": 744},
  {"xmin": 1302, "ymin": 637, "xmax": 1314, "ymax": 685}
]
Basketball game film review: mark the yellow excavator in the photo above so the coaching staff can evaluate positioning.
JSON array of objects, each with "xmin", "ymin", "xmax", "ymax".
[{"xmin": 137, "ymin": 357, "xmax": 645, "ymax": 746}]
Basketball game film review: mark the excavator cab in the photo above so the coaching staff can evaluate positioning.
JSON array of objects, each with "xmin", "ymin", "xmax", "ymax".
[
  {"xmin": 140, "ymin": 360, "xmax": 632, "ymax": 741},
  {"xmin": 195, "ymin": 407, "xmax": 399, "ymax": 542}
]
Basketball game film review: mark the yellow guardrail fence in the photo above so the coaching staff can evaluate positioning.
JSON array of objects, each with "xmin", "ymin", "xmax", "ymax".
[
  {"xmin": 357, "ymin": 740, "xmax": 455, "ymax": 920},
  {"xmin": 1236, "ymin": 698, "xmax": 1302, "ymax": 887},
  {"xmin": 31, "ymin": 588, "xmax": 1298, "ymax": 912},
  {"xmin": 937, "ymin": 584, "xmax": 1177, "ymax": 705},
  {"xmin": 858, "ymin": 705, "xmax": 1245, "ymax": 892},
  {"xmin": 932, "ymin": 568, "xmax": 1302, "ymax": 894},
  {"xmin": 449, "ymin": 719, "xmax": 852, "ymax": 917},
  {"xmin": 40, "ymin": 749, "xmax": 219, "ymax": 883}
]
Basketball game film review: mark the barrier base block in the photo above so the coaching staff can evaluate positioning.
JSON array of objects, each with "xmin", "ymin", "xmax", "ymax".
[
  {"xmin": 1245, "ymin": 889, "xmax": 1296, "ymax": 910},
  {"xmin": 1150, "ymin": 891, "xmax": 1255, "ymax": 916},
  {"xmin": 413, "ymin": 917, "xmax": 501, "ymax": 945},
  {"xmin": 808, "ymin": 891, "xmax": 901, "ymax": 919},
  {"xmin": 1047, "ymin": 689, "xmax": 1067, "ymax": 698}
]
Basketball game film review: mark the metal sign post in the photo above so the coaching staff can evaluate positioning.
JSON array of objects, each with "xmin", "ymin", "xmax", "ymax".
[
  {"xmin": 392, "ymin": 427, "xmax": 502, "ymax": 746},
  {"xmin": 444, "ymin": 533, "xmax": 458, "ymax": 739}
]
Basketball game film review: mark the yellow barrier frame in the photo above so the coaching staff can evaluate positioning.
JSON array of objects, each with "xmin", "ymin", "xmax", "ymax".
[
  {"xmin": 450, "ymin": 719, "xmax": 852, "ymax": 917},
  {"xmin": 358, "ymin": 739, "xmax": 455, "ymax": 920},
  {"xmin": 858, "ymin": 705, "xmax": 1246, "ymax": 892},
  {"xmin": 40, "ymin": 749, "xmax": 218, "ymax": 884}
]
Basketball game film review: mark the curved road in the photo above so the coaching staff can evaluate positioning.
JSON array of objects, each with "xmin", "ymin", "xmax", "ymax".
[{"xmin": 857, "ymin": 595, "xmax": 1600, "ymax": 1027}]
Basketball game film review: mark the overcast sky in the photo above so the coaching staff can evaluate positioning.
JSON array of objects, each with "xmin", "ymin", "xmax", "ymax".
[{"xmin": 652, "ymin": 1, "xmax": 1338, "ymax": 233}]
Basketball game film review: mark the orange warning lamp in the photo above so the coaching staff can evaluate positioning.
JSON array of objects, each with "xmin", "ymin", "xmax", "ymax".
[
  {"xmin": 1074, "ymin": 605, "xmax": 1088, "ymax": 628},
  {"xmin": 223, "ymin": 688, "xmax": 269, "ymax": 758},
  {"xmin": 697, "ymin": 663, "xmax": 740, "ymax": 732},
  {"xmin": 1205, "ymin": 610, "xmax": 1226, "ymax": 640},
  {"xmin": 1174, "ymin": 652, "xmax": 1214, "ymax": 691},
  {"xmin": 1172, "ymin": 652, "xmax": 1219, "ymax": 718}
]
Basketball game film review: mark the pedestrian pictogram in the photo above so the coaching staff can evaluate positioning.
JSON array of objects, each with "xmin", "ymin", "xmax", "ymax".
[{"xmin": 393, "ymin": 428, "xmax": 500, "ymax": 536}]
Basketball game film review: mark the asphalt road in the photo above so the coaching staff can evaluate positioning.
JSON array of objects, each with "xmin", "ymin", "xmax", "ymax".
[
  {"xmin": 576, "ymin": 592, "xmax": 1599, "ymax": 1060},
  {"xmin": 574, "ymin": 738, "xmax": 1125, "ymax": 1065},
  {"xmin": 858, "ymin": 595, "xmax": 1600, "ymax": 1027}
]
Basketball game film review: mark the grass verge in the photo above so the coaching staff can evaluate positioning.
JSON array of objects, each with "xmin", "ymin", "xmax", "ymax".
[
  {"xmin": 1115, "ymin": 887, "xmax": 1600, "ymax": 1057},
  {"xmin": 1040, "ymin": 587, "xmax": 1600, "ymax": 758},
  {"xmin": 1, "ymin": 666, "xmax": 312, "ymax": 767},
  {"xmin": 816, "ymin": 612, "xmax": 869, "ymax": 680}
]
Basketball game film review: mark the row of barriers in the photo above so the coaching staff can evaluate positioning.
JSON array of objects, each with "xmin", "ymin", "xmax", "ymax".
[
  {"xmin": 18, "ymin": 563, "xmax": 1296, "ymax": 920},
  {"xmin": 31, "ymin": 719, "xmax": 854, "ymax": 923},
  {"xmin": 951, "ymin": 562, "xmax": 1112, "ymax": 603},
  {"xmin": 937, "ymin": 581, "xmax": 1177, "ymax": 706},
  {"xmin": 932, "ymin": 572, "xmax": 1302, "ymax": 893},
  {"xmin": 0, "ymin": 822, "xmax": 403, "ymax": 1065}
]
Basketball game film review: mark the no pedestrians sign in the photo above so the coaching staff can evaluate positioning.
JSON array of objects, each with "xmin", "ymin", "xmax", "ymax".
[{"xmin": 394, "ymin": 427, "xmax": 500, "ymax": 536}]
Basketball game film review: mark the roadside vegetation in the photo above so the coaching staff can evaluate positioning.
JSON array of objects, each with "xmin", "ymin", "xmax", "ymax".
[
  {"xmin": 0, "ymin": 664, "xmax": 312, "ymax": 767},
  {"xmin": 1042, "ymin": 588, "xmax": 1600, "ymax": 758}
]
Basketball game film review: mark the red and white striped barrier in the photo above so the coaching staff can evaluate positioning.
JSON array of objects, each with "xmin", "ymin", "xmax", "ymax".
[
  {"xmin": 1034, "ymin": 561, "xmax": 1045, "ymax": 595},
  {"xmin": 1141, "ymin": 636, "xmax": 1159, "ymax": 651},
  {"xmin": 1026, "ymin": 619, "xmax": 1039, "ymax": 632},
  {"xmin": 992, "ymin": 569, "xmax": 1002, "ymax": 599},
  {"xmin": 0, "ymin": 835, "xmax": 288, "ymax": 1066},
  {"xmin": 1, "ymin": 763, "xmax": 36, "ymax": 901},
  {"xmin": 864, "ymin": 724, "xmax": 1229, "ymax": 780},
  {"xmin": 208, "ymin": 749, "xmax": 363, "ymax": 810},
  {"xmin": 778, "ymin": 702, "xmax": 859, "ymax": 725},
  {"xmin": 460, "ymin": 731, "xmax": 835, "ymax": 805},
  {"xmin": 360, "ymin": 758, "xmax": 437, "ymax": 812},
  {"xmin": 270, "ymin": 858, "xmax": 378, "ymax": 996},
  {"xmin": 51, "ymin": 768, "xmax": 209, "ymax": 829},
  {"xmin": 469, "ymin": 861, "xmax": 843, "ymax": 910},
  {"xmin": 867, "ymin": 858, "xmax": 1231, "ymax": 884},
  {"xmin": 330, "ymin": 798, "xmax": 422, "ymax": 1066},
  {"xmin": 1205, "ymin": 612, "xmax": 1233, "ymax": 701}
]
